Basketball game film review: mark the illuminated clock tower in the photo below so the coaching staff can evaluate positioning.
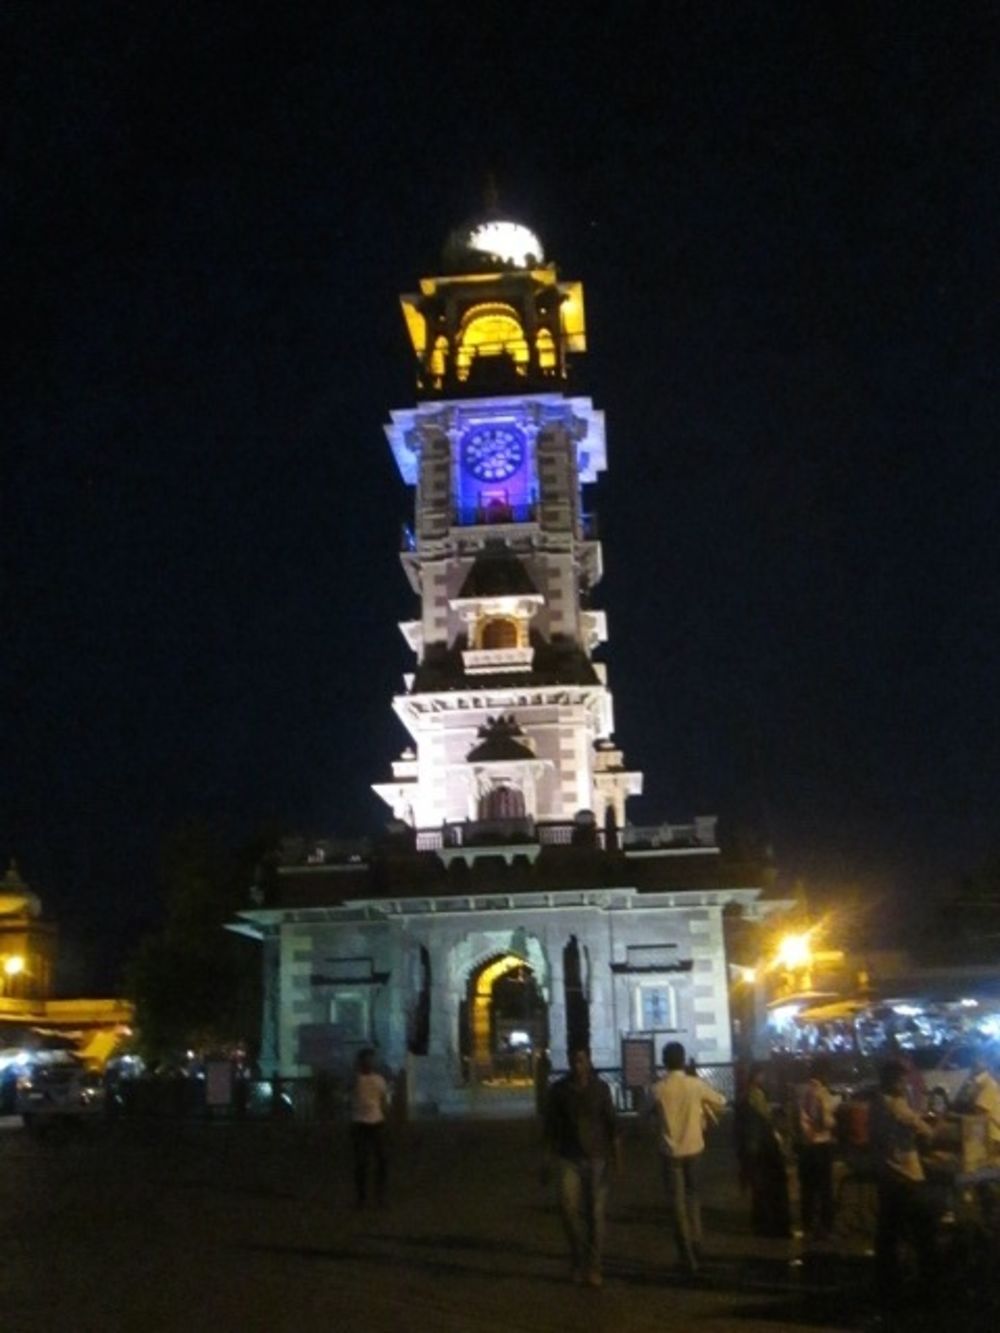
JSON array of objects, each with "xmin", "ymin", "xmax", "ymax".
[{"xmin": 374, "ymin": 216, "xmax": 642, "ymax": 840}]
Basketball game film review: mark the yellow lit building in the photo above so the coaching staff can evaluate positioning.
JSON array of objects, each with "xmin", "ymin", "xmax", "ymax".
[{"xmin": 0, "ymin": 860, "xmax": 132, "ymax": 1067}]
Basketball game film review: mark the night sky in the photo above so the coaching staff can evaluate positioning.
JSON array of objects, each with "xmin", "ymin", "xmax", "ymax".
[{"xmin": 5, "ymin": 3, "xmax": 999, "ymax": 988}]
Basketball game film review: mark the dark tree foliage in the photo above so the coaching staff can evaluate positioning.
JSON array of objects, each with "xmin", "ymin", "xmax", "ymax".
[
  {"xmin": 938, "ymin": 856, "xmax": 1000, "ymax": 962},
  {"xmin": 124, "ymin": 821, "xmax": 277, "ymax": 1063}
]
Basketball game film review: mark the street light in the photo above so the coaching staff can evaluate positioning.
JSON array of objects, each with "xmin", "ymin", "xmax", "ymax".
[
  {"xmin": 775, "ymin": 933, "xmax": 812, "ymax": 972},
  {"xmin": 1, "ymin": 954, "xmax": 26, "ymax": 998}
]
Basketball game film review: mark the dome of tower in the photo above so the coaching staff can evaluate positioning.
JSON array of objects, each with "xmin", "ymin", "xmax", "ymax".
[
  {"xmin": 442, "ymin": 215, "xmax": 545, "ymax": 273},
  {"xmin": 0, "ymin": 859, "xmax": 42, "ymax": 918}
]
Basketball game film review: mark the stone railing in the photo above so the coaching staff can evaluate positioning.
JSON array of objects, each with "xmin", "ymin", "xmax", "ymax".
[{"xmin": 461, "ymin": 646, "xmax": 535, "ymax": 675}]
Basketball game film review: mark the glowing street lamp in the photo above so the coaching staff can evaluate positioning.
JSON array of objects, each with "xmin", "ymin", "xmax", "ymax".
[
  {"xmin": 775, "ymin": 933, "xmax": 812, "ymax": 972},
  {"xmin": 1, "ymin": 953, "xmax": 25, "ymax": 997}
]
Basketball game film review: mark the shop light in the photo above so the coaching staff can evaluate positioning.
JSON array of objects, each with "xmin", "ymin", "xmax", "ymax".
[{"xmin": 768, "ymin": 1004, "xmax": 802, "ymax": 1026}]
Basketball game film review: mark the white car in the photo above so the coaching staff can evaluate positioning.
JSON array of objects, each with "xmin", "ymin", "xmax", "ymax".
[{"xmin": 909, "ymin": 1042, "xmax": 985, "ymax": 1113}]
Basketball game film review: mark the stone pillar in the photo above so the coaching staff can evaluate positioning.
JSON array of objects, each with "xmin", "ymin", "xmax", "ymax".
[
  {"xmin": 545, "ymin": 935, "xmax": 567, "ymax": 1070},
  {"xmin": 405, "ymin": 931, "xmax": 460, "ymax": 1111},
  {"xmin": 575, "ymin": 917, "xmax": 616, "ymax": 1070},
  {"xmin": 689, "ymin": 910, "xmax": 733, "ymax": 1063},
  {"xmin": 258, "ymin": 932, "xmax": 281, "ymax": 1076}
]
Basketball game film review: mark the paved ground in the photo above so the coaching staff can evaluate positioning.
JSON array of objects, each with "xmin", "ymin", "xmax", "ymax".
[{"xmin": 0, "ymin": 1110, "xmax": 879, "ymax": 1333}]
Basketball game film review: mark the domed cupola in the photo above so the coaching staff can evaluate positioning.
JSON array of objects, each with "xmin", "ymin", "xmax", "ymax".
[
  {"xmin": 398, "ymin": 206, "xmax": 585, "ymax": 398},
  {"xmin": 442, "ymin": 215, "xmax": 545, "ymax": 274},
  {"xmin": 0, "ymin": 859, "xmax": 42, "ymax": 918}
]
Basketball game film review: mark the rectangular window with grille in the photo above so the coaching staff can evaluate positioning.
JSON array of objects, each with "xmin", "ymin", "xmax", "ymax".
[{"xmin": 633, "ymin": 982, "xmax": 677, "ymax": 1031}]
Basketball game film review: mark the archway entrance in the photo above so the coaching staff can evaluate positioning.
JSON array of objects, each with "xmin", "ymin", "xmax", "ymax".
[{"xmin": 462, "ymin": 953, "xmax": 548, "ymax": 1085}]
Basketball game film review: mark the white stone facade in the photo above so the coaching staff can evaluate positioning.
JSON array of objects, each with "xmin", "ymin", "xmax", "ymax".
[
  {"xmin": 374, "ymin": 394, "xmax": 642, "ymax": 831},
  {"xmin": 242, "ymin": 881, "xmax": 758, "ymax": 1113}
]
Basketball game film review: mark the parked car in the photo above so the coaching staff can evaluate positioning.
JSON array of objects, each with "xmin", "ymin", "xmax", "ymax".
[
  {"xmin": 909, "ymin": 1042, "xmax": 987, "ymax": 1113},
  {"xmin": 17, "ymin": 1052, "xmax": 105, "ymax": 1131}
]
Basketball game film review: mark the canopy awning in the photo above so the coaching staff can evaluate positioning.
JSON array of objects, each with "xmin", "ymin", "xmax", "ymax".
[
  {"xmin": 796, "ymin": 998, "xmax": 871, "ymax": 1023},
  {"xmin": 766, "ymin": 991, "xmax": 838, "ymax": 1012}
]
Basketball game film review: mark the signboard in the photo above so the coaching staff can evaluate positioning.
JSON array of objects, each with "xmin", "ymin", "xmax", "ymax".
[
  {"xmin": 204, "ymin": 1060, "xmax": 233, "ymax": 1108},
  {"xmin": 621, "ymin": 1037, "xmax": 655, "ymax": 1091}
]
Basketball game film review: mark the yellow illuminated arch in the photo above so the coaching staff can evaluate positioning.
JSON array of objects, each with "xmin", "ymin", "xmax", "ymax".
[
  {"xmin": 456, "ymin": 305, "xmax": 528, "ymax": 382},
  {"xmin": 471, "ymin": 953, "xmax": 529, "ymax": 1065}
]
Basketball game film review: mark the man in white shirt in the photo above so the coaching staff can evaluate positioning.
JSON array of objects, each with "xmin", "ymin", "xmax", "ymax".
[
  {"xmin": 350, "ymin": 1048, "xmax": 389, "ymax": 1208},
  {"xmin": 966, "ymin": 1058, "xmax": 1000, "ymax": 1150},
  {"xmin": 796, "ymin": 1057, "xmax": 840, "ymax": 1241},
  {"xmin": 650, "ymin": 1041, "xmax": 726, "ymax": 1274}
]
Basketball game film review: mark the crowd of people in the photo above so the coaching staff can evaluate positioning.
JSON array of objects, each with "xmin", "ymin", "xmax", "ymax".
[
  {"xmin": 346, "ymin": 1040, "xmax": 1000, "ymax": 1310},
  {"xmin": 736, "ymin": 1050, "xmax": 1000, "ymax": 1313},
  {"xmin": 537, "ymin": 1041, "xmax": 1000, "ymax": 1300}
]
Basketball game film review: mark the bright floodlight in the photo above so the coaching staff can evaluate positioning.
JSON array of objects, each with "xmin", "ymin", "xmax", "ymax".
[
  {"xmin": 3, "ymin": 955, "xmax": 25, "ymax": 976},
  {"xmin": 775, "ymin": 933, "xmax": 811, "ymax": 971},
  {"xmin": 466, "ymin": 220, "xmax": 543, "ymax": 268}
]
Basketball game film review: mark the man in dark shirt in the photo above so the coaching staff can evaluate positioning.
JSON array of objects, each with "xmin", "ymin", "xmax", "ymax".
[{"xmin": 542, "ymin": 1045, "xmax": 620, "ymax": 1287}]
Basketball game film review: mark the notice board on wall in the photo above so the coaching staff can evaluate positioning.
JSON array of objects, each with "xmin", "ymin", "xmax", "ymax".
[{"xmin": 621, "ymin": 1037, "xmax": 655, "ymax": 1091}]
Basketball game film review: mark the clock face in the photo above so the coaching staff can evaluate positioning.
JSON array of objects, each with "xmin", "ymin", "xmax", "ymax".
[{"xmin": 461, "ymin": 424, "xmax": 526, "ymax": 481}]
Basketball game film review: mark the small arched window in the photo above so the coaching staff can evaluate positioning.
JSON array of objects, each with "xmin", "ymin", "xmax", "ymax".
[
  {"xmin": 456, "ymin": 305, "xmax": 528, "ymax": 382},
  {"xmin": 480, "ymin": 617, "xmax": 519, "ymax": 650},
  {"xmin": 479, "ymin": 784, "xmax": 526, "ymax": 820}
]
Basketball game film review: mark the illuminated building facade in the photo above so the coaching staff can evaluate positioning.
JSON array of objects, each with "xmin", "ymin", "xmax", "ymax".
[
  {"xmin": 233, "ymin": 216, "xmax": 766, "ymax": 1112},
  {"xmin": 0, "ymin": 860, "xmax": 133, "ymax": 1067}
]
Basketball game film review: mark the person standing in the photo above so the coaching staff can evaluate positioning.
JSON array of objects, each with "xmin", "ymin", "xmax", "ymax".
[
  {"xmin": 542, "ymin": 1045, "xmax": 620, "ymax": 1287},
  {"xmin": 650, "ymin": 1041, "xmax": 726, "ymax": 1275},
  {"xmin": 735, "ymin": 1064, "xmax": 791, "ymax": 1238},
  {"xmin": 796, "ymin": 1057, "xmax": 839, "ymax": 1242},
  {"xmin": 350, "ymin": 1048, "xmax": 389, "ymax": 1209},
  {"xmin": 964, "ymin": 1057, "xmax": 1000, "ymax": 1152},
  {"xmin": 870, "ymin": 1059, "xmax": 937, "ymax": 1308}
]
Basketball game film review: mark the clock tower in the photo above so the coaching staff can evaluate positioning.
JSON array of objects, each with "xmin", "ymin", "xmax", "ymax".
[
  {"xmin": 233, "ymin": 208, "xmax": 769, "ymax": 1104},
  {"xmin": 375, "ymin": 214, "xmax": 643, "ymax": 840}
]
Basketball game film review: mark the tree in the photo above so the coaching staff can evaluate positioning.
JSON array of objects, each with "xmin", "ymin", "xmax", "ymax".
[
  {"xmin": 125, "ymin": 820, "xmax": 275, "ymax": 1064},
  {"xmin": 927, "ymin": 855, "xmax": 1000, "ymax": 963}
]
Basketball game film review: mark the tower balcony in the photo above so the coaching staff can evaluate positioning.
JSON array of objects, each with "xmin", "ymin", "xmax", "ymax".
[
  {"xmin": 415, "ymin": 819, "xmax": 610, "ymax": 858},
  {"xmin": 453, "ymin": 502, "xmax": 538, "ymax": 528},
  {"xmin": 462, "ymin": 645, "xmax": 535, "ymax": 675},
  {"xmin": 447, "ymin": 506, "xmax": 599, "ymax": 538}
]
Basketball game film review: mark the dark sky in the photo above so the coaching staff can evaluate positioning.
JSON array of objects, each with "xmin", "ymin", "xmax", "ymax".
[{"xmin": 4, "ymin": 2, "xmax": 999, "ymax": 987}]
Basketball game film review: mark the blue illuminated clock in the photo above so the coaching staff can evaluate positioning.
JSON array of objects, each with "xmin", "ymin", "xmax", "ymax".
[{"xmin": 460, "ymin": 424, "xmax": 526, "ymax": 481}]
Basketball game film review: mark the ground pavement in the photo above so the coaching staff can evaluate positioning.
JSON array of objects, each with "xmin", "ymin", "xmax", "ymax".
[{"xmin": 0, "ymin": 1109, "xmax": 883, "ymax": 1333}]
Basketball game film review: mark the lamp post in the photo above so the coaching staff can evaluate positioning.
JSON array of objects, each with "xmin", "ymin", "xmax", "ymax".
[
  {"xmin": 2, "ymin": 954, "xmax": 25, "ymax": 998},
  {"xmin": 775, "ymin": 932, "xmax": 814, "ymax": 988}
]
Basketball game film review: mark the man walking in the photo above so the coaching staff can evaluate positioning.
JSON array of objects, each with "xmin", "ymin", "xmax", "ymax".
[
  {"xmin": 650, "ymin": 1041, "xmax": 726, "ymax": 1276},
  {"xmin": 350, "ymin": 1047, "xmax": 389, "ymax": 1209},
  {"xmin": 796, "ymin": 1056, "xmax": 839, "ymax": 1242},
  {"xmin": 542, "ymin": 1045, "xmax": 620, "ymax": 1287}
]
